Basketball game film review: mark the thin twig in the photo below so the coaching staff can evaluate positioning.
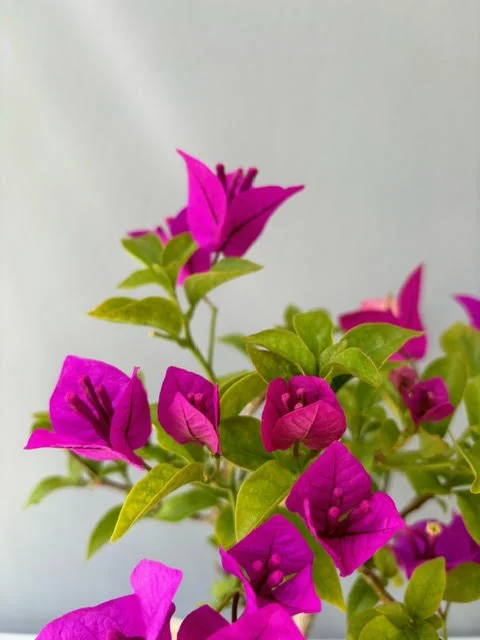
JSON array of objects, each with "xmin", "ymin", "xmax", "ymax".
[
  {"xmin": 296, "ymin": 613, "xmax": 316, "ymax": 637},
  {"xmin": 245, "ymin": 392, "xmax": 266, "ymax": 417},
  {"xmin": 358, "ymin": 566, "xmax": 395, "ymax": 603},
  {"xmin": 400, "ymin": 493, "xmax": 434, "ymax": 519},
  {"xmin": 69, "ymin": 453, "xmax": 131, "ymax": 493},
  {"xmin": 231, "ymin": 592, "xmax": 240, "ymax": 623},
  {"xmin": 205, "ymin": 296, "xmax": 218, "ymax": 368}
]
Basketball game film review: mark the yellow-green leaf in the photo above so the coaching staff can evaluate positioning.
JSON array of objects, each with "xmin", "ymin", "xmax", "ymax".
[
  {"xmin": 184, "ymin": 258, "xmax": 262, "ymax": 306},
  {"xmin": 235, "ymin": 461, "xmax": 295, "ymax": 540},
  {"xmin": 112, "ymin": 463, "xmax": 204, "ymax": 541},
  {"xmin": 87, "ymin": 505, "xmax": 122, "ymax": 559},
  {"xmin": 88, "ymin": 297, "xmax": 183, "ymax": 336},
  {"xmin": 245, "ymin": 328, "xmax": 316, "ymax": 374},
  {"xmin": 341, "ymin": 323, "xmax": 421, "ymax": 368},
  {"xmin": 220, "ymin": 372, "xmax": 266, "ymax": 418},
  {"xmin": 404, "ymin": 558, "xmax": 446, "ymax": 620}
]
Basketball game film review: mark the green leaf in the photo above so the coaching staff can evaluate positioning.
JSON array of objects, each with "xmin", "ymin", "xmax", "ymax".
[
  {"xmin": 379, "ymin": 419, "xmax": 400, "ymax": 454},
  {"xmin": 163, "ymin": 232, "xmax": 195, "ymax": 266},
  {"xmin": 184, "ymin": 258, "xmax": 262, "ymax": 306},
  {"xmin": 457, "ymin": 441, "xmax": 480, "ymax": 493},
  {"xmin": 284, "ymin": 304, "xmax": 302, "ymax": 331},
  {"xmin": 406, "ymin": 470, "xmax": 449, "ymax": 496},
  {"xmin": 347, "ymin": 610, "xmax": 380, "ymax": 640},
  {"xmin": 30, "ymin": 410, "xmax": 52, "ymax": 433},
  {"xmin": 292, "ymin": 309, "xmax": 333, "ymax": 358},
  {"xmin": 418, "ymin": 429, "xmax": 450, "ymax": 459},
  {"xmin": 422, "ymin": 355, "xmax": 467, "ymax": 436},
  {"xmin": 215, "ymin": 505, "xmax": 236, "ymax": 550},
  {"xmin": 245, "ymin": 328, "xmax": 316, "ymax": 374},
  {"xmin": 341, "ymin": 323, "xmax": 422, "ymax": 368},
  {"xmin": 412, "ymin": 621, "xmax": 440, "ymax": 639},
  {"xmin": 404, "ymin": 558, "xmax": 446, "ymax": 620},
  {"xmin": 155, "ymin": 426, "xmax": 196, "ymax": 462},
  {"xmin": 218, "ymin": 333, "xmax": 248, "ymax": 356},
  {"xmin": 67, "ymin": 454, "xmax": 84, "ymax": 482},
  {"xmin": 280, "ymin": 510, "xmax": 345, "ymax": 610},
  {"xmin": 374, "ymin": 547, "xmax": 399, "ymax": 579},
  {"xmin": 359, "ymin": 615, "xmax": 405, "ymax": 640},
  {"xmin": 162, "ymin": 233, "xmax": 197, "ymax": 285},
  {"xmin": 88, "ymin": 297, "xmax": 183, "ymax": 336},
  {"xmin": 375, "ymin": 603, "xmax": 411, "ymax": 628},
  {"xmin": 220, "ymin": 416, "xmax": 272, "ymax": 471},
  {"xmin": 465, "ymin": 376, "xmax": 480, "ymax": 426},
  {"xmin": 247, "ymin": 345, "xmax": 302, "ymax": 382},
  {"xmin": 441, "ymin": 322, "xmax": 480, "ymax": 377},
  {"xmin": 112, "ymin": 462, "xmax": 204, "ymax": 540},
  {"xmin": 348, "ymin": 577, "xmax": 379, "ymax": 617},
  {"xmin": 235, "ymin": 461, "xmax": 295, "ymax": 539},
  {"xmin": 118, "ymin": 269, "xmax": 160, "ymax": 290},
  {"xmin": 155, "ymin": 487, "xmax": 218, "ymax": 522},
  {"xmin": 212, "ymin": 574, "xmax": 239, "ymax": 604},
  {"xmin": 456, "ymin": 490, "xmax": 480, "ymax": 543},
  {"xmin": 136, "ymin": 444, "xmax": 170, "ymax": 464},
  {"xmin": 25, "ymin": 476, "xmax": 81, "ymax": 507},
  {"xmin": 86, "ymin": 505, "xmax": 122, "ymax": 559},
  {"xmin": 218, "ymin": 370, "xmax": 251, "ymax": 392},
  {"xmin": 332, "ymin": 347, "xmax": 381, "ymax": 387},
  {"xmin": 443, "ymin": 562, "xmax": 480, "ymax": 602},
  {"xmin": 122, "ymin": 233, "xmax": 164, "ymax": 267},
  {"xmin": 220, "ymin": 372, "xmax": 266, "ymax": 419},
  {"xmin": 150, "ymin": 403, "xmax": 196, "ymax": 462}
]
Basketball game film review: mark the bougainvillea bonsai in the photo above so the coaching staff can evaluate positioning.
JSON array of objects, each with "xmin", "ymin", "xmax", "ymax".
[{"xmin": 27, "ymin": 150, "xmax": 480, "ymax": 639}]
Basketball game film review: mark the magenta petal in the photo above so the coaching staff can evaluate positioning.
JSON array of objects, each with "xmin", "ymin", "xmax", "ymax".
[
  {"xmin": 170, "ymin": 393, "xmax": 220, "ymax": 453},
  {"xmin": 158, "ymin": 367, "xmax": 220, "ymax": 453},
  {"xmin": 25, "ymin": 429, "xmax": 95, "ymax": 450},
  {"xmin": 50, "ymin": 355, "xmax": 129, "ymax": 440},
  {"xmin": 178, "ymin": 605, "xmax": 229, "ymax": 640},
  {"xmin": 321, "ymin": 493, "xmax": 405, "ymax": 576},
  {"xmin": 339, "ymin": 309, "xmax": 398, "ymax": 333},
  {"xmin": 397, "ymin": 265, "xmax": 427, "ymax": 359},
  {"xmin": 178, "ymin": 150, "xmax": 227, "ymax": 251},
  {"xmin": 221, "ymin": 185, "xmax": 304, "ymax": 257},
  {"xmin": 36, "ymin": 595, "xmax": 143, "ymax": 640},
  {"xmin": 436, "ymin": 513, "xmax": 480, "ymax": 569},
  {"xmin": 455, "ymin": 294, "xmax": 480, "ymax": 330},
  {"xmin": 110, "ymin": 368, "xmax": 151, "ymax": 453},
  {"xmin": 398, "ymin": 264, "xmax": 423, "ymax": 327},
  {"xmin": 228, "ymin": 514, "xmax": 313, "ymax": 576},
  {"xmin": 166, "ymin": 208, "xmax": 213, "ymax": 284},
  {"xmin": 130, "ymin": 559, "xmax": 182, "ymax": 640},
  {"xmin": 422, "ymin": 402, "xmax": 455, "ymax": 424},
  {"xmin": 272, "ymin": 566, "xmax": 321, "ymax": 615},
  {"xmin": 277, "ymin": 401, "xmax": 346, "ymax": 451},
  {"xmin": 286, "ymin": 442, "xmax": 372, "ymax": 529},
  {"xmin": 219, "ymin": 548, "xmax": 258, "ymax": 613},
  {"xmin": 209, "ymin": 604, "xmax": 305, "ymax": 640}
]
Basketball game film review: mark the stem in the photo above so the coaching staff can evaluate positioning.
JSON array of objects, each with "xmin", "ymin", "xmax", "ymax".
[
  {"xmin": 400, "ymin": 493, "xmax": 434, "ymax": 519},
  {"xmin": 205, "ymin": 296, "xmax": 218, "ymax": 368},
  {"xmin": 296, "ymin": 613, "xmax": 316, "ymax": 637},
  {"xmin": 358, "ymin": 566, "xmax": 394, "ymax": 603},
  {"xmin": 69, "ymin": 453, "xmax": 131, "ymax": 493},
  {"xmin": 231, "ymin": 592, "xmax": 240, "ymax": 623},
  {"xmin": 215, "ymin": 590, "xmax": 235, "ymax": 613},
  {"xmin": 440, "ymin": 601, "xmax": 451, "ymax": 640},
  {"xmin": 184, "ymin": 320, "xmax": 217, "ymax": 382},
  {"xmin": 245, "ymin": 392, "xmax": 266, "ymax": 417}
]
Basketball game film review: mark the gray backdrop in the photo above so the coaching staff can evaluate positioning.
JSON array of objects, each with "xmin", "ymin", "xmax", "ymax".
[{"xmin": 2, "ymin": 0, "xmax": 479, "ymax": 636}]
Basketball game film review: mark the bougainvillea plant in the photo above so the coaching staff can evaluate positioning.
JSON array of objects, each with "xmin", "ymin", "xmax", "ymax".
[{"xmin": 27, "ymin": 151, "xmax": 480, "ymax": 639}]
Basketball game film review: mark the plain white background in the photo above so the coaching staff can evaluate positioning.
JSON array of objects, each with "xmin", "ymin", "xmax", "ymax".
[{"xmin": 2, "ymin": 0, "xmax": 479, "ymax": 636}]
